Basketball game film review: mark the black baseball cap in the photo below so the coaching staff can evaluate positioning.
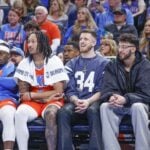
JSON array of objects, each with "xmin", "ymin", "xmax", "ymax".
[{"xmin": 113, "ymin": 8, "xmax": 126, "ymax": 15}]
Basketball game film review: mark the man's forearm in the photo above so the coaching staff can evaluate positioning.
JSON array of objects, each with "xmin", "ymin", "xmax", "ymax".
[
  {"xmin": 70, "ymin": 95, "xmax": 79, "ymax": 104},
  {"xmin": 87, "ymin": 92, "xmax": 101, "ymax": 105}
]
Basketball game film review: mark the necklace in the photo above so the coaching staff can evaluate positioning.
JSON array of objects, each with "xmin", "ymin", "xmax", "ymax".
[
  {"xmin": 81, "ymin": 58, "xmax": 88, "ymax": 74},
  {"xmin": 82, "ymin": 64, "xmax": 87, "ymax": 73},
  {"xmin": 34, "ymin": 61, "xmax": 44, "ymax": 69}
]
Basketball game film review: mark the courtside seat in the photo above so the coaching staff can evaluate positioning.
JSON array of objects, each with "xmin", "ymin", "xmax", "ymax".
[
  {"xmin": 27, "ymin": 119, "xmax": 46, "ymax": 149},
  {"xmin": 28, "ymin": 118, "xmax": 45, "ymax": 132},
  {"xmin": 119, "ymin": 115, "xmax": 134, "ymax": 144},
  {"xmin": 26, "ymin": 114, "xmax": 134, "ymax": 149}
]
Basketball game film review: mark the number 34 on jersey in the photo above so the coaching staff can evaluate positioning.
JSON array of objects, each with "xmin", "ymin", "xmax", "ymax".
[{"xmin": 75, "ymin": 71, "xmax": 95, "ymax": 92}]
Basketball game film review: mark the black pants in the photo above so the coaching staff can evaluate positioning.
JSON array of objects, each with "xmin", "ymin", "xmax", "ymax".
[{"xmin": 57, "ymin": 101, "xmax": 103, "ymax": 150}]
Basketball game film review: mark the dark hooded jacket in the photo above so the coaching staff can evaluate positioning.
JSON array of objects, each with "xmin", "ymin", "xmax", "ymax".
[{"xmin": 101, "ymin": 51, "xmax": 150, "ymax": 107}]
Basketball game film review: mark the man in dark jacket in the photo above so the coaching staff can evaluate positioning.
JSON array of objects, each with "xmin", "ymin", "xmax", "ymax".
[
  {"xmin": 100, "ymin": 33, "xmax": 150, "ymax": 150},
  {"xmin": 105, "ymin": 8, "xmax": 138, "ymax": 42}
]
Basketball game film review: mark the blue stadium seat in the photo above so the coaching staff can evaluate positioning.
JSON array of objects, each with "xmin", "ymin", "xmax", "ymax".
[{"xmin": 26, "ymin": 114, "xmax": 135, "ymax": 149}]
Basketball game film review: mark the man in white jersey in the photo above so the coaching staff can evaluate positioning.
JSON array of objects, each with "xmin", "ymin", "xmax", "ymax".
[{"xmin": 14, "ymin": 31, "xmax": 68, "ymax": 150}]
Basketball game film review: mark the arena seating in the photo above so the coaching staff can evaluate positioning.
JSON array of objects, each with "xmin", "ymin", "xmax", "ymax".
[{"xmin": 26, "ymin": 115, "xmax": 134, "ymax": 149}]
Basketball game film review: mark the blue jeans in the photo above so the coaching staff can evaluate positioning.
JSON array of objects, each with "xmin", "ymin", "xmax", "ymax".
[{"xmin": 57, "ymin": 101, "xmax": 103, "ymax": 150}]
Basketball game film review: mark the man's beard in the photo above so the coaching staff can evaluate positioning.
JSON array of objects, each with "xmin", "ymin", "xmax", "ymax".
[
  {"xmin": 118, "ymin": 50, "xmax": 132, "ymax": 61},
  {"xmin": 80, "ymin": 45, "xmax": 93, "ymax": 54}
]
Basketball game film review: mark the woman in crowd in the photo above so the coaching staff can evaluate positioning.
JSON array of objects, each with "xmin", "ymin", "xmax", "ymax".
[
  {"xmin": 47, "ymin": 0, "xmax": 68, "ymax": 36},
  {"xmin": 139, "ymin": 18, "xmax": 150, "ymax": 59},
  {"xmin": 99, "ymin": 38, "xmax": 117, "ymax": 57},
  {"xmin": 63, "ymin": 7, "xmax": 101, "ymax": 46},
  {"xmin": 0, "ymin": 8, "xmax": 26, "ymax": 48},
  {"xmin": 23, "ymin": 0, "xmax": 41, "ymax": 17},
  {"xmin": 122, "ymin": 0, "xmax": 146, "ymax": 32}
]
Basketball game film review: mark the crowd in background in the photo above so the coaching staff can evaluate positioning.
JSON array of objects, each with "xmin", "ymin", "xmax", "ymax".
[
  {"xmin": 0, "ymin": 0, "xmax": 150, "ymax": 150},
  {"xmin": 0, "ymin": 0, "xmax": 150, "ymax": 60}
]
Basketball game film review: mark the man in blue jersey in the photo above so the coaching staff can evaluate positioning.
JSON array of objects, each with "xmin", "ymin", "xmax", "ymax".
[
  {"xmin": 0, "ymin": 40, "xmax": 18, "ymax": 150},
  {"xmin": 57, "ymin": 29, "xmax": 108, "ymax": 150}
]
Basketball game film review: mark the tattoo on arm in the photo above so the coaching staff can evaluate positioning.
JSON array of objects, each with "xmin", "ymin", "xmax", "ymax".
[{"xmin": 18, "ymin": 79, "xmax": 30, "ymax": 93}]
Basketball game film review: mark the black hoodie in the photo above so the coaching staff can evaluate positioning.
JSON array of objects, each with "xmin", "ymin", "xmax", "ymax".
[{"xmin": 101, "ymin": 51, "xmax": 150, "ymax": 107}]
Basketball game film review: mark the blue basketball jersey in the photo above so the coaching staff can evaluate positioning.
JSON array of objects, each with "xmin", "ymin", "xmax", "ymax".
[{"xmin": 65, "ymin": 54, "xmax": 109, "ymax": 99}]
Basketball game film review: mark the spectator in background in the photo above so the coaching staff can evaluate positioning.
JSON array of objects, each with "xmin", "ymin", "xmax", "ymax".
[
  {"xmin": 23, "ymin": 0, "xmax": 41, "ymax": 17},
  {"xmin": 139, "ymin": 18, "xmax": 150, "ymax": 59},
  {"xmin": 0, "ymin": 0, "xmax": 12, "ymax": 24},
  {"xmin": 12, "ymin": 0, "xmax": 32, "ymax": 24},
  {"xmin": 34, "ymin": 6, "xmax": 61, "ymax": 55},
  {"xmin": 97, "ymin": 0, "xmax": 134, "ymax": 34},
  {"xmin": 67, "ymin": 0, "xmax": 87, "ymax": 28},
  {"xmin": 122, "ymin": 0, "xmax": 146, "ymax": 32},
  {"xmin": 88, "ymin": 0, "xmax": 107, "ymax": 12},
  {"xmin": 63, "ymin": 7, "xmax": 101, "ymax": 46},
  {"xmin": 63, "ymin": 41, "xmax": 80, "ymax": 64},
  {"xmin": 48, "ymin": 0, "xmax": 68, "ymax": 38},
  {"xmin": 23, "ymin": 20, "xmax": 40, "ymax": 54},
  {"xmin": 0, "ymin": 8, "xmax": 26, "ymax": 49},
  {"xmin": 88, "ymin": 0, "xmax": 109, "ymax": 20},
  {"xmin": 24, "ymin": 20, "xmax": 40, "ymax": 35},
  {"xmin": 14, "ymin": 31, "xmax": 68, "ymax": 150},
  {"xmin": 12, "ymin": 0, "xmax": 25, "ymax": 17},
  {"xmin": 100, "ymin": 33, "xmax": 150, "ymax": 150},
  {"xmin": 63, "ymin": 0, "xmax": 76, "ymax": 16},
  {"xmin": 104, "ymin": 8, "xmax": 138, "ymax": 42},
  {"xmin": 10, "ymin": 46, "xmax": 24, "ymax": 66},
  {"xmin": 57, "ymin": 29, "xmax": 108, "ymax": 150},
  {"xmin": 99, "ymin": 38, "xmax": 117, "ymax": 56},
  {"xmin": 0, "ymin": 40, "xmax": 19, "ymax": 150},
  {"xmin": 122, "ymin": 0, "xmax": 146, "ymax": 18}
]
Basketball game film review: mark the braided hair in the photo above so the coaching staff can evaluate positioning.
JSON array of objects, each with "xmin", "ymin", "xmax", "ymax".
[{"xmin": 27, "ymin": 31, "xmax": 52, "ymax": 63}]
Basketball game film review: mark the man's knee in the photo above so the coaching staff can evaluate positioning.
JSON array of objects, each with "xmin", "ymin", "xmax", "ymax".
[
  {"xmin": 15, "ymin": 109, "xmax": 24, "ymax": 121},
  {"xmin": 100, "ymin": 102, "xmax": 110, "ymax": 113},
  {"xmin": 87, "ymin": 103, "xmax": 100, "ymax": 115},
  {"xmin": 1, "ymin": 106, "xmax": 16, "ymax": 117},
  {"xmin": 131, "ymin": 103, "xmax": 147, "ymax": 114},
  {"xmin": 15, "ymin": 106, "xmax": 33, "ymax": 124},
  {"xmin": 44, "ymin": 108, "xmax": 57, "ymax": 120},
  {"xmin": 4, "ymin": 111, "xmax": 15, "ymax": 121},
  {"xmin": 57, "ymin": 103, "xmax": 74, "ymax": 119}
]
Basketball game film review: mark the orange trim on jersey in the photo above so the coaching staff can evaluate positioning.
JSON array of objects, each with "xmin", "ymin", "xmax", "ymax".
[
  {"xmin": 0, "ymin": 100, "xmax": 16, "ymax": 108},
  {"xmin": 21, "ymin": 99, "xmax": 64, "ymax": 116},
  {"xmin": 30, "ymin": 67, "xmax": 54, "ymax": 92}
]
